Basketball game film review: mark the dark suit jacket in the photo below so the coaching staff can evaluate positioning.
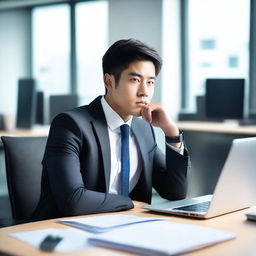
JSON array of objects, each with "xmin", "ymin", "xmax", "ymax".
[{"xmin": 33, "ymin": 96, "xmax": 190, "ymax": 220}]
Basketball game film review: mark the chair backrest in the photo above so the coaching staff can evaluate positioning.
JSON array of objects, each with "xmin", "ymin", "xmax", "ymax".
[{"xmin": 1, "ymin": 136, "xmax": 47, "ymax": 220}]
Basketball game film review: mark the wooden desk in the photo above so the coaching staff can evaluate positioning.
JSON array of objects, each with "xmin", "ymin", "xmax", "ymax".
[
  {"xmin": 0, "ymin": 125, "xmax": 50, "ymax": 138},
  {"xmin": 177, "ymin": 121, "xmax": 256, "ymax": 135},
  {"xmin": 0, "ymin": 201, "xmax": 255, "ymax": 256}
]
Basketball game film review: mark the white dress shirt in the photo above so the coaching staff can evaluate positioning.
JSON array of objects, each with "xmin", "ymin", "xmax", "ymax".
[
  {"xmin": 101, "ymin": 97, "xmax": 142, "ymax": 195},
  {"xmin": 101, "ymin": 96, "xmax": 184, "ymax": 195}
]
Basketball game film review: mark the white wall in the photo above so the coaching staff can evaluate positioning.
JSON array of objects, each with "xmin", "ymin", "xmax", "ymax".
[
  {"xmin": 162, "ymin": 0, "xmax": 182, "ymax": 121},
  {"xmin": 0, "ymin": 9, "xmax": 31, "ymax": 116},
  {"xmin": 108, "ymin": 0, "xmax": 163, "ymax": 102}
]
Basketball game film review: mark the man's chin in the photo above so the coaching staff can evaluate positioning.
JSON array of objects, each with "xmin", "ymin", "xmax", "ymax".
[{"xmin": 132, "ymin": 110, "xmax": 142, "ymax": 117}]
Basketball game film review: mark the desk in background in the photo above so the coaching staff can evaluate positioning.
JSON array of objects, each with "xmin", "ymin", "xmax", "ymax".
[
  {"xmin": 0, "ymin": 125, "xmax": 50, "ymax": 139},
  {"xmin": 0, "ymin": 201, "xmax": 255, "ymax": 256},
  {"xmin": 177, "ymin": 121, "xmax": 256, "ymax": 197},
  {"xmin": 177, "ymin": 121, "xmax": 256, "ymax": 135}
]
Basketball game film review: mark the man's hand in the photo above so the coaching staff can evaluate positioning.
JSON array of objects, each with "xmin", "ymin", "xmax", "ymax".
[{"xmin": 140, "ymin": 103, "xmax": 181, "ymax": 148}]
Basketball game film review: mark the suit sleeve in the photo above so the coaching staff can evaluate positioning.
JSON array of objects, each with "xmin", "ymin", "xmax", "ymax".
[
  {"xmin": 43, "ymin": 113, "xmax": 134, "ymax": 217},
  {"xmin": 152, "ymin": 129, "xmax": 190, "ymax": 201}
]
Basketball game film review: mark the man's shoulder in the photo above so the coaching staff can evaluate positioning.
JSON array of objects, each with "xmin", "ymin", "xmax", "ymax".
[
  {"xmin": 54, "ymin": 96, "xmax": 103, "ymax": 122},
  {"xmin": 65, "ymin": 105, "xmax": 90, "ymax": 118},
  {"xmin": 52, "ymin": 105, "xmax": 90, "ymax": 122}
]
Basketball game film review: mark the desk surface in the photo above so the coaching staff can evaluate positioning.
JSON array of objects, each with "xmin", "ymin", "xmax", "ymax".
[
  {"xmin": 0, "ymin": 201, "xmax": 255, "ymax": 256},
  {"xmin": 177, "ymin": 121, "xmax": 256, "ymax": 135},
  {"xmin": 0, "ymin": 125, "xmax": 50, "ymax": 138},
  {"xmin": 1, "ymin": 122, "xmax": 255, "ymax": 137}
]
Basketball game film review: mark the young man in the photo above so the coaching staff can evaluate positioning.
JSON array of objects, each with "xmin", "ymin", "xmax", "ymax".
[{"xmin": 33, "ymin": 39, "xmax": 190, "ymax": 220}]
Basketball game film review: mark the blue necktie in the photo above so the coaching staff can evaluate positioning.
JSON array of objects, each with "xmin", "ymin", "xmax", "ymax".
[{"xmin": 120, "ymin": 124, "xmax": 130, "ymax": 196}]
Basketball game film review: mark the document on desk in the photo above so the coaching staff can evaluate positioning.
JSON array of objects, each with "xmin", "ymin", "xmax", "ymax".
[
  {"xmin": 10, "ymin": 228, "xmax": 92, "ymax": 252},
  {"xmin": 89, "ymin": 221, "xmax": 236, "ymax": 256},
  {"xmin": 59, "ymin": 214, "xmax": 169, "ymax": 233}
]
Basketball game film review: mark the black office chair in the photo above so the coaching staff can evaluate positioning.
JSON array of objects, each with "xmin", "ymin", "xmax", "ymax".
[{"xmin": 0, "ymin": 136, "xmax": 47, "ymax": 227}]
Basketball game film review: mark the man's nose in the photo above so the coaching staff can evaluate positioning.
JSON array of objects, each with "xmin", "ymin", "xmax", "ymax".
[{"xmin": 137, "ymin": 81, "xmax": 148, "ymax": 97}]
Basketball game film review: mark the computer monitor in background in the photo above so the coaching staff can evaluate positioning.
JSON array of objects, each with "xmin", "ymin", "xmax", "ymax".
[
  {"xmin": 16, "ymin": 78, "xmax": 37, "ymax": 128},
  {"xmin": 35, "ymin": 91, "xmax": 44, "ymax": 124},
  {"xmin": 49, "ymin": 94, "xmax": 79, "ymax": 123},
  {"xmin": 205, "ymin": 78, "xmax": 245, "ymax": 120}
]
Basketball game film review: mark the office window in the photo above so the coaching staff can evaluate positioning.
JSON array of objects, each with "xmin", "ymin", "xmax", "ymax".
[
  {"xmin": 76, "ymin": 0, "xmax": 108, "ymax": 105},
  {"xmin": 185, "ymin": 0, "xmax": 250, "ymax": 111},
  {"xmin": 32, "ymin": 4, "xmax": 70, "ymax": 95}
]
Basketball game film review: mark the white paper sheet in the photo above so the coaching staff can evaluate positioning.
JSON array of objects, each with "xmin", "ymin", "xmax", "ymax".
[
  {"xmin": 10, "ymin": 228, "xmax": 92, "ymax": 252},
  {"xmin": 89, "ymin": 221, "xmax": 236, "ymax": 255},
  {"xmin": 59, "ymin": 214, "xmax": 170, "ymax": 233}
]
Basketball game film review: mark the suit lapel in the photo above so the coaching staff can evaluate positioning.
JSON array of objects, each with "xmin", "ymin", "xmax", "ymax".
[
  {"xmin": 131, "ymin": 118, "xmax": 153, "ymax": 188},
  {"xmin": 88, "ymin": 96, "xmax": 111, "ymax": 192}
]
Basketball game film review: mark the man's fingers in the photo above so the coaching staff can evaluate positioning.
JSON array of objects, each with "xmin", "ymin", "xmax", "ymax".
[{"xmin": 141, "ymin": 105, "xmax": 152, "ymax": 123}]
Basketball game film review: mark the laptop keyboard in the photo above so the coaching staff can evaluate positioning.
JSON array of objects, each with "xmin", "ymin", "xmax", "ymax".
[{"xmin": 173, "ymin": 201, "xmax": 211, "ymax": 212}]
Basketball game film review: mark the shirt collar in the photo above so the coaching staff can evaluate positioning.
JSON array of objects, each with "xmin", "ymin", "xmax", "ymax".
[{"xmin": 101, "ymin": 96, "xmax": 132, "ymax": 132}]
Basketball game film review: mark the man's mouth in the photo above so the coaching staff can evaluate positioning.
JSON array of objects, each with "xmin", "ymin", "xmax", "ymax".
[{"xmin": 136, "ymin": 101, "xmax": 148, "ymax": 106}]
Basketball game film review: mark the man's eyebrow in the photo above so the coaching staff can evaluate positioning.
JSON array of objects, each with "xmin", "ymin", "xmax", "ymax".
[{"xmin": 128, "ymin": 72, "xmax": 155, "ymax": 79}]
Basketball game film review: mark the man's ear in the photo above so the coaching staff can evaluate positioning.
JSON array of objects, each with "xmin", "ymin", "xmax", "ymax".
[{"xmin": 104, "ymin": 73, "xmax": 114, "ymax": 91}]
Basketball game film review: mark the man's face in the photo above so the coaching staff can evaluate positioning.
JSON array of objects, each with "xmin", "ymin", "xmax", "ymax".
[{"xmin": 104, "ymin": 60, "xmax": 156, "ymax": 122}]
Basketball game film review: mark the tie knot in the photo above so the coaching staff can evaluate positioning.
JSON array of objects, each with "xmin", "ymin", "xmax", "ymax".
[{"xmin": 120, "ymin": 124, "xmax": 130, "ymax": 137}]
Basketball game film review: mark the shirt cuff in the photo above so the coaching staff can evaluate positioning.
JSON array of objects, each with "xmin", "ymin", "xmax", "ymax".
[{"xmin": 166, "ymin": 142, "xmax": 184, "ymax": 155}]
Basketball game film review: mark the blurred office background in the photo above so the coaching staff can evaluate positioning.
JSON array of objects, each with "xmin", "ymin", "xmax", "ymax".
[
  {"xmin": 1, "ymin": 0, "xmax": 255, "ymax": 127},
  {"xmin": 0, "ymin": 0, "xmax": 256, "ymax": 218}
]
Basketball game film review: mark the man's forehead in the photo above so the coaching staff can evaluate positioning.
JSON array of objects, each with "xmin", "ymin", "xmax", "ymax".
[
  {"xmin": 123, "ymin": 61, "xmax": 156, "ymax": 77},
  {"xmin": 128, "ymin": 72, "xmax": 155, "ymax": 80}
]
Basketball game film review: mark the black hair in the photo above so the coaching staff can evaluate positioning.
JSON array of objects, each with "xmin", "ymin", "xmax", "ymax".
[{"xmin": 102, "ymin": 39, "xmax": 162, "ymax": 85}]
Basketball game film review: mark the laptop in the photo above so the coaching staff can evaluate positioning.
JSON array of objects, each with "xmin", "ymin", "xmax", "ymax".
[{"xmin": 142, "ymin": 137, "xmax": 256, "ymax": 219}]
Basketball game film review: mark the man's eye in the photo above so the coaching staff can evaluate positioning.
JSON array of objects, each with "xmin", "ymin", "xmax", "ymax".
[
  {"xmin": 148, "ymin": 80, "xmax": 155, "ymax": 86},
  {"xmin": 131, "ymin": 78, "xmax": 140, "ymax": 82}
]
